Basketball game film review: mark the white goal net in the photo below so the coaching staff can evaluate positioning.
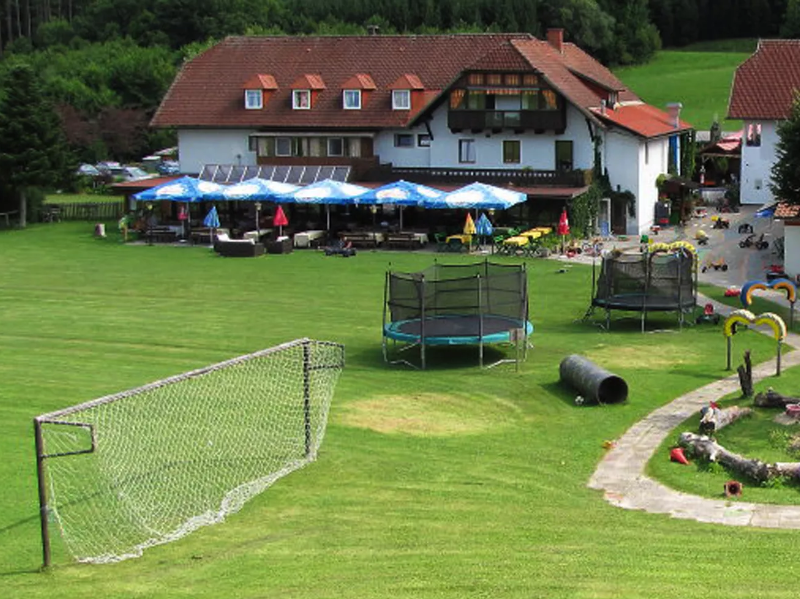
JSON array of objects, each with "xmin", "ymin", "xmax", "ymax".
[{"xmin": 34, "ymin": 338, "xmax": 345, "ymax": 564}]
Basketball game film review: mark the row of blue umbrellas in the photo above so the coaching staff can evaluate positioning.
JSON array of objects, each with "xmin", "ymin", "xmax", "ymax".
[{"xmin": 133, "ymin": 176, "xmax": 527, "ymax": 211}]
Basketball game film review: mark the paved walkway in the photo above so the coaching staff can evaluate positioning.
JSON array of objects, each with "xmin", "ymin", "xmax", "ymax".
[{"xmin": 587, "ymin": 294, "xmax": 800, "ymax": 529}]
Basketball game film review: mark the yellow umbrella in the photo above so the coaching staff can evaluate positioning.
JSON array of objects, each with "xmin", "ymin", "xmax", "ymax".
[{"xmin": 463, "ymin": 212, "xmax": 476, "ymax": 235}]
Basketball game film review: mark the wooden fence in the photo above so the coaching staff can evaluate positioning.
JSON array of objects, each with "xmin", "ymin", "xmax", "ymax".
[{"xmin": 43, "ymin": 202, "xmax": 125, "ymax": 222}]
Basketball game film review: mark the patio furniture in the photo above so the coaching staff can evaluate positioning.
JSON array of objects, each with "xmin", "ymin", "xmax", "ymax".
[
  {"xmin": 145, "ymin": 227, "xmax": 179, "ymax": 244},
  {"xmin": 214, "ymin": 238, "xmax": 265, "ymax": 257},
  {"xmin": 293, "ymin": 230, "xmax": 326, "ymax": 248},
  {"xmin": 386, "ymin": 232, "xmax": 423, "ymax": 250},
  {"xmin": 344, "ymin": 231, "xmax": 383, "ymax": 248},
  {"xmin": 267, "ymin": 237, "xmax": 293, "ymax": 254}
]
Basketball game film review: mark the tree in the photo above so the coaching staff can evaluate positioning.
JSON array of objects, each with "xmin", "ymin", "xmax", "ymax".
[
  {"xmin": 0, "ymin": 63, "xmax": 74, "ymax": 227},
  {"xmin": 781, "ymin": 0, "xmax": 800, "ymax": 38},
  {"xmin": 770, "ymin": 92, "xmax": 800, "ymax": 204}
]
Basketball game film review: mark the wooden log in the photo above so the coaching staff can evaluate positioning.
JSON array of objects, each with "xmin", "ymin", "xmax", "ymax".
[
  {"xmin": 754, "ymin": 388, "xmax": 800, "ymax": 408},
  {"xmin": 698, "ymin": 405, "xmax": 752, "ymax": 434},
  {"xmin": 679, "ymin": 432, "xmax": 800, "ymax": 482},
  {"xmin": 737, "ymin": 350, "xmax": 753, "ymax": 397}
]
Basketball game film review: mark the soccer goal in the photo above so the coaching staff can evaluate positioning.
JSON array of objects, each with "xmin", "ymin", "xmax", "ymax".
[{"xmin": 33, "ymin": 338, "xmax": 345, "ymax": 566}]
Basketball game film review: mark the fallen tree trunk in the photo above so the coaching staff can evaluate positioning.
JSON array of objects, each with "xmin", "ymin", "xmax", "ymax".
[
  {"xmin": 679, "ymin": 432, "xmax": 800, "ymax": 483},
  {"xmin": 699, "ymin": 405, "xmax": 752, "ymax": 434},
  {"xmin": 754, "ymin": 388, "xmax": 800, "ymax": 408}
]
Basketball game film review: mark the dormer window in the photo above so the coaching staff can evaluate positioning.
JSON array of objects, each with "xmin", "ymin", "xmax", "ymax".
[
  {"xmin": 242, "ymin": 74, "xmax": 277, "ymax": 109},
  {"xmin": 293, "ymin": 90, "xmax": 311, "ymax": 110},
  {"xmin": 393, "ymin": 90, "xmax": 411, "ymax": 110},
  {"xmin": 244, "ymin": 90, "xmax": 263, "ymax": 110},
  {"xmin": 343, "ymin": 90, "xmax": 361, "ymax": 110}
]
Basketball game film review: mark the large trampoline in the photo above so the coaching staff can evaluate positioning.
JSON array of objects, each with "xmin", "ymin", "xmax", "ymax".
[
  {"xmin": 383, "ymin": 261, "xmax": 533, "ymax": 369},
  {"xmin": 584, "ymin": 244, "xmax": 697, "ymax": 331}
]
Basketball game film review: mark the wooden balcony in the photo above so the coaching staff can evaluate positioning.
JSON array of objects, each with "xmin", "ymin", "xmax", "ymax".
[
  {"xmin": 364, "ymin": 165, "xmax": 590, "ymax": 188},
  {"xmin": 448, "ymin": 109, "xmax": 566, "ymax": 133}
]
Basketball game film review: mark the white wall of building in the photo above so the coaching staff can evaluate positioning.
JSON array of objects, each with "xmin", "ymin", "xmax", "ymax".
[
  {"xmin": 601, "ymin": 130, "xmax": 671, "ymax": 235},
  {"xmin": 740, "ymin": 119, "xmax": 779, "ymax": 206},
  {"xmin": 785, "ymin": 224, "xmax": 800, "ymax": 279},
  {"xmin": 376, "ymin": 103, "xmax": 594, "ymax": 170},
  {"xmin": 178, "ymin": 129, "xmax": 256, "ymax": 175}
]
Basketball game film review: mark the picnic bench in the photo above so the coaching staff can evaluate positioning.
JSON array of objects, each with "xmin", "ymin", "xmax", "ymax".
[
  {"xmin": 343, "ymin": 231, "xmax": 382, "ymax": 248},
  {"xmin": 144, "ymin": 227, "xmax": 179, "ymax": 244},
  {"xmin": 385, "ymin": 232, "xmax": 422, "ymax": 250}
]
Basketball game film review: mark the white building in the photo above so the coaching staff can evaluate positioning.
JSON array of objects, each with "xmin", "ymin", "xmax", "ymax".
[{"xmin": 152, "ymin": 31, "xmax": 693, "ymax": 235}]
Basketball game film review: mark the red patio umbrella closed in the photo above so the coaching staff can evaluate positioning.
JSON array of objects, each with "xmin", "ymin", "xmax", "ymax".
[
  {"xmin": 557, "ymin": 208, "xmax": 570, "ymax": 254},
  {"xmin": 274, "ymin": 205, "xmax": 289, "ymax": 237}
]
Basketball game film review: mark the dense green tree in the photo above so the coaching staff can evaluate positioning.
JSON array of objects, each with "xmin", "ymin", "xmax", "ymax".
[
  {"xmin": 556, "ymin": 0, "xmax": 615, "ymax": 63},
  {"xmin": 0, "ymin": 63, "xmax": 74, "ymax": 226},
  {"xmin": 770, "ymin": 93, "xmax": 800, "ymax": 204},
  {"xmin": 781, "ymin": 0, "xmax": 800, "ymax": 37}
]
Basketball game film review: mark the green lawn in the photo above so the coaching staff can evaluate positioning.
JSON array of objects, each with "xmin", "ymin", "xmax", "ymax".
[
  {"xmin": 1, "ymin": 222, "xmax": 797, "ymax": 598},
  {"xmin": 615, "ymin": 49, "xmax": 750, "ymax": 132}
]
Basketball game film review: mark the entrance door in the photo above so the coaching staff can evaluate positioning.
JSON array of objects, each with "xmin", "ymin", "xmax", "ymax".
[{"xmin": 611, "ymin": 199, "xmax": 627, "ymax": 235}]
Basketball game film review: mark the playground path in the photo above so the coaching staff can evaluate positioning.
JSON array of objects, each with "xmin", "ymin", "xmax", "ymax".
[{"xmin": 588, "ymin": 294, "xmax": 800, "ymax": 529}]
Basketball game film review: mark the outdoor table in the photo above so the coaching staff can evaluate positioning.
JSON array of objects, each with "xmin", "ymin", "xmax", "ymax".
[
  {"xmin": 519, "ymin": 230, "xmax": 543, "ymax": 240},
  {"xmin": 294, "ymin": 230, "xmax": 326, "ymax": 248},
  {"xmin": 527, "ymin": 226, "xmax": 552, "ymax": 235},
  {"xmin": 446, "ymin": 234, "xmax": 472, "ymax": 244},
  {"xmin": 502, "ymin": 236, "xmax": 530, "ymax": 247}
]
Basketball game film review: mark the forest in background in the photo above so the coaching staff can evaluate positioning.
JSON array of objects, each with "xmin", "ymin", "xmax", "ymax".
[{"xmin": 0, "ymin": 0, "xmax": 798, "ymax": 166}]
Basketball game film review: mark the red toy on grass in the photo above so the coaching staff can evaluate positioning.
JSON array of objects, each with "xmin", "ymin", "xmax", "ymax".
[{"xmin": 670, "ymin": 447, "xmax": 690, "ymax": 465}]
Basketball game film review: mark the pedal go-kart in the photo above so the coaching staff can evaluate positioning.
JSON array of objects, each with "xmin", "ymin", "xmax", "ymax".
[
  {"xmin": 711, "ymin": 215, "xmax": 730, "ymax": 229},
  {"xmin": 701, "ymin": 258, "xmax": 728, "ymax": 273}
]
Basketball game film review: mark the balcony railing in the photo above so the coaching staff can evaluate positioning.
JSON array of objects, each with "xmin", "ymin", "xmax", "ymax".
[
  {"xmin": 448, "ymin": 109, "xmax": 566, "ymax": 132},
  {"xmin": 365, "ymin": 165, "xmax": 590, "ymax": 188}
]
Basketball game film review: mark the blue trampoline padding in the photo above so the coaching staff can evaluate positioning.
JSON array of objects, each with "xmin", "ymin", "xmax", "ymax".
[{"xmin": 383, "ymin": 315, "xmax": 534, "ymax": 346}]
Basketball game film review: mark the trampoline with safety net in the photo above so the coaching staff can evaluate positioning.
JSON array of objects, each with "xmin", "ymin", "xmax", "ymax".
[
  {"xmin": 584, "ymin": 246, "xmax": 697, "ymax": 331},
  {"xmin": 382, "ymin": 260, "xmax": 533, "ymax": 369}
]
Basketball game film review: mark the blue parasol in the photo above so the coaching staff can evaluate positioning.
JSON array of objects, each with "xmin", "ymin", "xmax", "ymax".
[
  {"xmin": 203, "ymin": 206, "xmax": 220, "ymax": 246},
  {"xmin": 132, "ymin": 176, "xmax": 223, "ymax": 203},
  {"xmin": 421, "ymin": 182, "xmax": 526, "ymax": 210},
  {"xmin": 475, "ymin": 212, "xmax": 494, "ymax": 250}
]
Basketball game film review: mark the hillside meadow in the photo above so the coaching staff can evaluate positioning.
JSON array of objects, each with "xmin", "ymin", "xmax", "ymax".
[{"xmin": 0, "ymin": 222, "xmax": 798, "ymax": 598}]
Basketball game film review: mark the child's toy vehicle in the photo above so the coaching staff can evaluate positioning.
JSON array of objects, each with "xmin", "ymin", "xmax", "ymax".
[
  {"xmin": 696, "ymin": 303, "xmax": 721, "ymax": 324},
  {"xmin": 701, "ymin": 258, "xmax": 728, "ymax": 273},
  {"xmin": 711, "ymin": 216, "xmax": 730, "ymax": 229}
]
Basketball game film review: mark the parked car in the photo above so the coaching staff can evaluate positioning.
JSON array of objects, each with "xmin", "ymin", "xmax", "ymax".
[
  {"xmin": 157, "ymin": 160, "xmax": 180, "ymax": 175},
  {"xmin": 77, "ymin": 163, "xmax": 101, "ymax": 177},
  {"xmin": 120, "ymin": 166, "xmax": 156, "ymax": 182}
]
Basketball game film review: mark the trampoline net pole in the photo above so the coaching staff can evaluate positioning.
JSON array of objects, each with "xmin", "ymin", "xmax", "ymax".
[
  {"xmin": 478, "ymin": 274, "xmax": 484, "ymax": 368},
  {"xmin": 381, "ymin": 271, "xmax": 389, "ymax": 363},
  {"xmin": 420, "ymin": 275, "xmax": 426, "ymax": 370}
]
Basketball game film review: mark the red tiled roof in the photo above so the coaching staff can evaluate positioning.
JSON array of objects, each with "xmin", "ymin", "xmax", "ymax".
[
  {"xmin": 111, "ymin": 176, "xmax": 181, "ymax": 193},
  {"xmin": 389, "ymin": 74, "xmax": 424, "ymax": 90},
  {"xmin": 511, "ymin": 39, "xmax": 607, "ymax": 120},
  {"xmin": 560, "ymin": 43, "xmax": 637, "ymax": 102},
  {"xmin": 775, "ymin": 202, "xmax": 800, "ymax": 219},
  {"xmin": 728, "ymin": 40, "xmax": 800, "ymax": 120},
  {"xmin": 243, "ymin": 74, "xmax": 277, "ymax": 90},
  {"xmin": 152, "ymin": 34, "xmax": 531, "ymax": 129},
  {"xmin": 290, "ymin": 74, "xmax": 326, "ymax": 90},
  {"xmin": 588, "ymin": 103, "xmax": 693, "ymax": 138},
  {"xmin": 341, "ymin": 74, "xmax": 377, "ymax": 90}
]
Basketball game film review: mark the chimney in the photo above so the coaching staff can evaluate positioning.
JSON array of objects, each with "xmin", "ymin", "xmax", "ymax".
[
  {"xmin": 367, "ymin": 24, "xmax": 380, "ymax": 36},
  {"xmin": 666, "ymin": 102, "xmax": 683, "ymax": 128},
  {"xmin": 547, "ymin": 28, "xmax": 564, "ymax": 53}
]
